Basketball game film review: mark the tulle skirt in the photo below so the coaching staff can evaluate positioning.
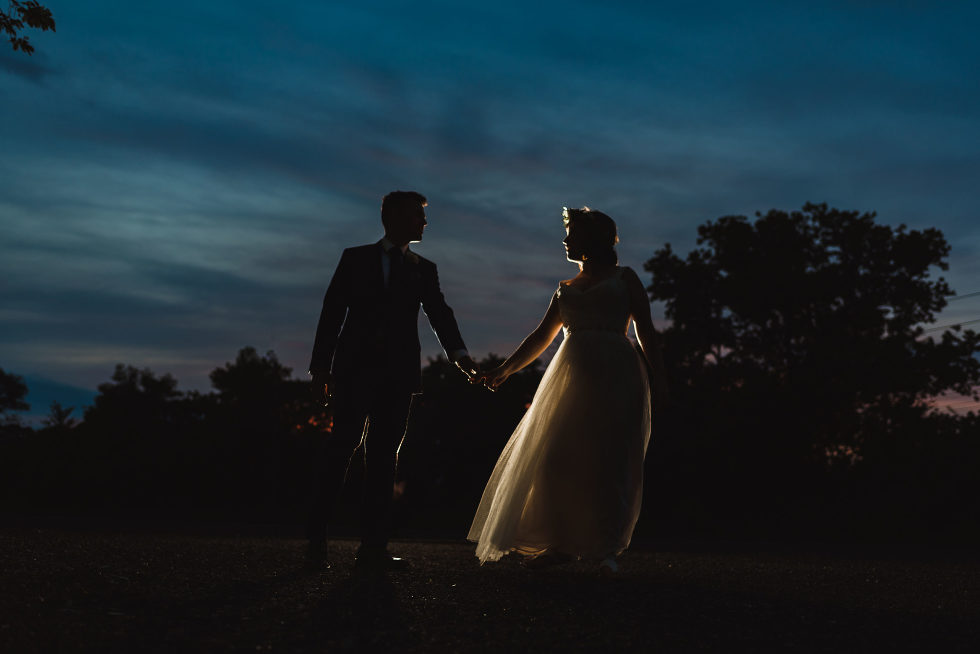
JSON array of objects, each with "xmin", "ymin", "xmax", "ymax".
[{"xmin": 468, "ymin": 329, "xmax": 651, "ymax": 563}]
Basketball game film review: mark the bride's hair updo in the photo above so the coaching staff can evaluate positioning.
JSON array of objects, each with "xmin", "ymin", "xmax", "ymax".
[{"xmin": 562, "ymin": 207, "xmax": 619, "ymax": 265}]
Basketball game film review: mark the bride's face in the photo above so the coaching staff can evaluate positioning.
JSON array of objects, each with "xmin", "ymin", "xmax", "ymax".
[{"xmin": 563, "ymin": 225, "xmax": 586, "ymax": 263}]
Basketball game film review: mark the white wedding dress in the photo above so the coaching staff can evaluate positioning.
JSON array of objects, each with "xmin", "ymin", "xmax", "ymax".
[{"xmin": 468, "ymin": 267, "xmax": 652, "ymax": 563}]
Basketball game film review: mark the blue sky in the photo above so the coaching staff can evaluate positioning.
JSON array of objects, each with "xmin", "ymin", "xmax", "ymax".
[{"xmin": 2, "ymin": 1, "xmax": 979, "ymax": 419}]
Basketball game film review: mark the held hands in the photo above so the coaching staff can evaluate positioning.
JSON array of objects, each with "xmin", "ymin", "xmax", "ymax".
[
  {"xmin": 475, "ymin": 365, "xmax": 511, "ymax": 392},
  {"xmin": 454, "ymin": 355, "xmax": 510, "ymax": 391},
  {"xmin": 455, "ymin": 355, "xmax": 480, "ymax": 381}
]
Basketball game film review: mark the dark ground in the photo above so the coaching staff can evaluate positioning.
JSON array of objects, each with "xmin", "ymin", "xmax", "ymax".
[{"xmin": 1, "ymin": 527, "xmax": 978, "ymax": 653}]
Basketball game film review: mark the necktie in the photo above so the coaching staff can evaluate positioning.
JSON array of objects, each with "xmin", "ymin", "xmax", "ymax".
[{"xmin": 388, "ymin": 247, "xmax": 404, "ymax": 291}]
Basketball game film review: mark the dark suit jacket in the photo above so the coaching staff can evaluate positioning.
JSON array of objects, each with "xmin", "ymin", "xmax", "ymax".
[{"xmin": 309, "ymin": 241, "xmax": 466, "ymax": 394}]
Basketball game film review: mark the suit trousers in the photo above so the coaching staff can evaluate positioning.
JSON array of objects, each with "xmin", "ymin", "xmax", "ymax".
[{"xmin": 307, "ymin": 377, "xmax": 414, "ymax": 551}]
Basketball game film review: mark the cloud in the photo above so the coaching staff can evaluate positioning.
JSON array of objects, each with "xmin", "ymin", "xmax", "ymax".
[{"xmin": 0, "ymin": 48, "xmax": 56, "ymax": 82}]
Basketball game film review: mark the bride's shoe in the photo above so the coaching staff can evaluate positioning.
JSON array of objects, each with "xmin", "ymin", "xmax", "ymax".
[{"xmin": 599, "ymin": 557, "xmax": 618, "ymax": 576}]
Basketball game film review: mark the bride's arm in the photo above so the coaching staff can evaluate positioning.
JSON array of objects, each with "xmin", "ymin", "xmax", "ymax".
[
  {"xmin": 624, "ymin": 267, "xmax": 669, "ymax": 407},
  {"xmin": 482, "ymin": 292, "xmax": 564, "ymax": 389}
]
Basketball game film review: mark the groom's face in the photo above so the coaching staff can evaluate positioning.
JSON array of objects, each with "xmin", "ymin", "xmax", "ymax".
[
  {"xmin": 385, "ymin": 203, "xmax": 428, "ymax": 245},
  {"xmin": 407, "ymin": 205, "xmax": 427, "ymax": 243}
]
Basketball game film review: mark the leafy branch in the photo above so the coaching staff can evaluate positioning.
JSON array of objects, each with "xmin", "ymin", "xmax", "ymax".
[{"xmin": 1, "ymin": 1, "xmax": 55, "ymax": 55}]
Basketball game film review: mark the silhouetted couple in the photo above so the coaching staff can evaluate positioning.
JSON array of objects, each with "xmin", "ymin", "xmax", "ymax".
[{"xmin": 308, "ymin": 191, "xmax": 667, "ymax": 574}]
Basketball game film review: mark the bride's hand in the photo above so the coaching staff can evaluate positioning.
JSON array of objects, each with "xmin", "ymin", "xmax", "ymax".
[{"xmin": 479, "ymin": 366, "xmax": 511, "ymax": 391}]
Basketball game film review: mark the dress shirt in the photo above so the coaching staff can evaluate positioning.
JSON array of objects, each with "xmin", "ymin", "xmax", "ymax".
[{"xmin": 379, "ymin": 237, "xmax": 409, "ymax": 289}]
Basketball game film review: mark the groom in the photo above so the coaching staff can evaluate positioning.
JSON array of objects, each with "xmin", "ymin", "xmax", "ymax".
[{"xmin": 307, "ymin": 190, "xmax": 478, "ymax": 570}]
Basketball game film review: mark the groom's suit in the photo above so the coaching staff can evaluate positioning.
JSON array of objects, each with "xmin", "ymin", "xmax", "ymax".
[{"xmin": 308, "ymin": 239, "xmax": 467, "ymax": 550}]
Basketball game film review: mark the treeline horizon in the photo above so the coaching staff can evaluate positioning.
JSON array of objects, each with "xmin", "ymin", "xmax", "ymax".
[{"xmin": 2, "ymin": 203, "xmax": 979, "ymax": 544}]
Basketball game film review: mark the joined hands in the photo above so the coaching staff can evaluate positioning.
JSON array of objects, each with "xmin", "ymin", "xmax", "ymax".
[
  {"xmin": 453, "ymin": 355, "xmax": 512, "ymax": 391},
  {"xmin": 472, "ymin": 365, "xmax": 511, "ymax": 392},
  {"xmin": 456, "ymin": 356, "xmax": 513, "ymax": 391}
]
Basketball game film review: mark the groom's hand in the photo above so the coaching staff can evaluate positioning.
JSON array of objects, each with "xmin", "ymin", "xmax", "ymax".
[
  {"xmin": 455, "ymin": 355, "xmax": 480, "ymax": 381},
  {"xmin": 310, "ymin": 371, "xmax": 332, "ymax": 406}
]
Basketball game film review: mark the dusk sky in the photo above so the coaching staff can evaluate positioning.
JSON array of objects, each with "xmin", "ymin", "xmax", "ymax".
[{"xmin": 2, "ymin": 1, "xmax": 979, "ymax": 419}]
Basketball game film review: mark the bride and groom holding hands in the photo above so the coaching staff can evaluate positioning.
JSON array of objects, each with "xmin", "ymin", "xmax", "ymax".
[{"xmin": 307, "ymin": 190, "xmax": 668, "ymax": 574}]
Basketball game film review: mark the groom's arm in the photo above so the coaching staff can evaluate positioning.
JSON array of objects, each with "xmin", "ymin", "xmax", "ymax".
[
  {"xmin": 309, "ymin": 249, "xmax": 353, "ymax": 380},
  {"xmin": 418, "ymin": 259, "xmax": 476, "ymax": 375}
]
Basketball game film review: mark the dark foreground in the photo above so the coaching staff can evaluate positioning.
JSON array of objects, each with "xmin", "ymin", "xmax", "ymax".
[{"xmin": 1, "ymin": 528, "xmax": 977, "ymax": 652}]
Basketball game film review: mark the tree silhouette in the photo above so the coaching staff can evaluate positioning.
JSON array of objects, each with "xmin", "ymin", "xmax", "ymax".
[
  {"xmin": 206, "ymin": 347, "xmax": 306, "ymax": 516},
  {"xmin": 209, "ymin": 346, "xmax": 292, "ymax": 407},
  {"xmin": 643, "ymin": 203, "xmax": 980, "ymax": 538},
  {"xmin": 1, "ymin": 1, "xmax": 55, "ymax": 55},
  {"xmin": 0, "ymin": 366, "xmax": 29, "ymax": 427},
  {"xmin": 83, "ymin": 364, "xmax": 182, "ymax": 432},
  {"xmin": 41, "ymin": 400, "xmax": 76, "ymax": 429},
  {"xmin": 647, "ymin": 203, "xmax": 979, "ymax": 458}
]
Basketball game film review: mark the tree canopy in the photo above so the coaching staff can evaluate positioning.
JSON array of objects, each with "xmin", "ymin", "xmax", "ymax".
[
  {"xmin": 645, "ymin": 202, "xmax": 980, "ymax": 465},
  {"xmin": 1, "ymin": 1, "xmax": 55, "ymax": 55},
  {"xmin": 83, "ymin": 364, "xmax": 182, "ymax": 430},
  {"xmin": 0, "ymin": 366, "xmax": 29, "ymax": 425},
  {"xmin": 209, "ymin": 346, "xmax": 293, "ymax": 406}
]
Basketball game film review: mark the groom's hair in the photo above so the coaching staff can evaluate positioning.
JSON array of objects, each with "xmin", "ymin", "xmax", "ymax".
[
  {"xmin": 381, "ymin": 191, "xmax": 427, "ymax": 227},
  {"xmin": 563, "ymin": 207, "xmax": 619, "ymax": 265}
]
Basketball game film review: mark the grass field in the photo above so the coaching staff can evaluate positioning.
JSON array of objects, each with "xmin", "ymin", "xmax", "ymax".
[{"xmin": 1, "ymin": 528, "xmax": 977, "ymax": 652}]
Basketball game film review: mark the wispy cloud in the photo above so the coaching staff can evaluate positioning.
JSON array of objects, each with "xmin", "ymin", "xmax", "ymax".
[{"xmin": 0, "ymin": 47, "xmax": 56, "ymax": 82}]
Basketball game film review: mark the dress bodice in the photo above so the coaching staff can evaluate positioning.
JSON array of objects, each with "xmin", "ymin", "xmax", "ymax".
[{"xmin": 557, "ymin": 268, "xmax": 631, "ymax": 335}]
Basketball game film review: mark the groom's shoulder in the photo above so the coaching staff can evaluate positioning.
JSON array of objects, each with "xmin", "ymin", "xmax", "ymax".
[
  {"xmin": 348, "ymin": 243, "xmax": 380, "ymax": 254},
  {"xmin": 409, "ymin": 251, "xmax": 438, "ymax": 270},
  {"xmin": 340, "ymin": 243, "xmax": 381, "ymax": 260}
]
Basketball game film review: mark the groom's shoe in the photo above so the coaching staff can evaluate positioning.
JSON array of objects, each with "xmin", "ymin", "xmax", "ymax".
[
  {"xmin": 354, "ymin": 548, "xmax": 409, "ymax": 572},
  {"xmin": 304, "ymin": 540, "xmax": 331, "ymax": 571}
]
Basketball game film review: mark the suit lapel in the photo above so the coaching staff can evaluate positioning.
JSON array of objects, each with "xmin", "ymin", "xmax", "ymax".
[
  {"xmin": 402, "ymin": 248, "xmax": 421, "ymax": 293},
  {"xmin": 370, "ymin": 241, "xmax": 386, "ymax": 296}
]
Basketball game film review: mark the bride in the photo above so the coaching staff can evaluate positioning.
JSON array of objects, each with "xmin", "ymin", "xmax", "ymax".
[{"xmin": 468, "ymin": 207, "xmax": 668, "ymax": 574}]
